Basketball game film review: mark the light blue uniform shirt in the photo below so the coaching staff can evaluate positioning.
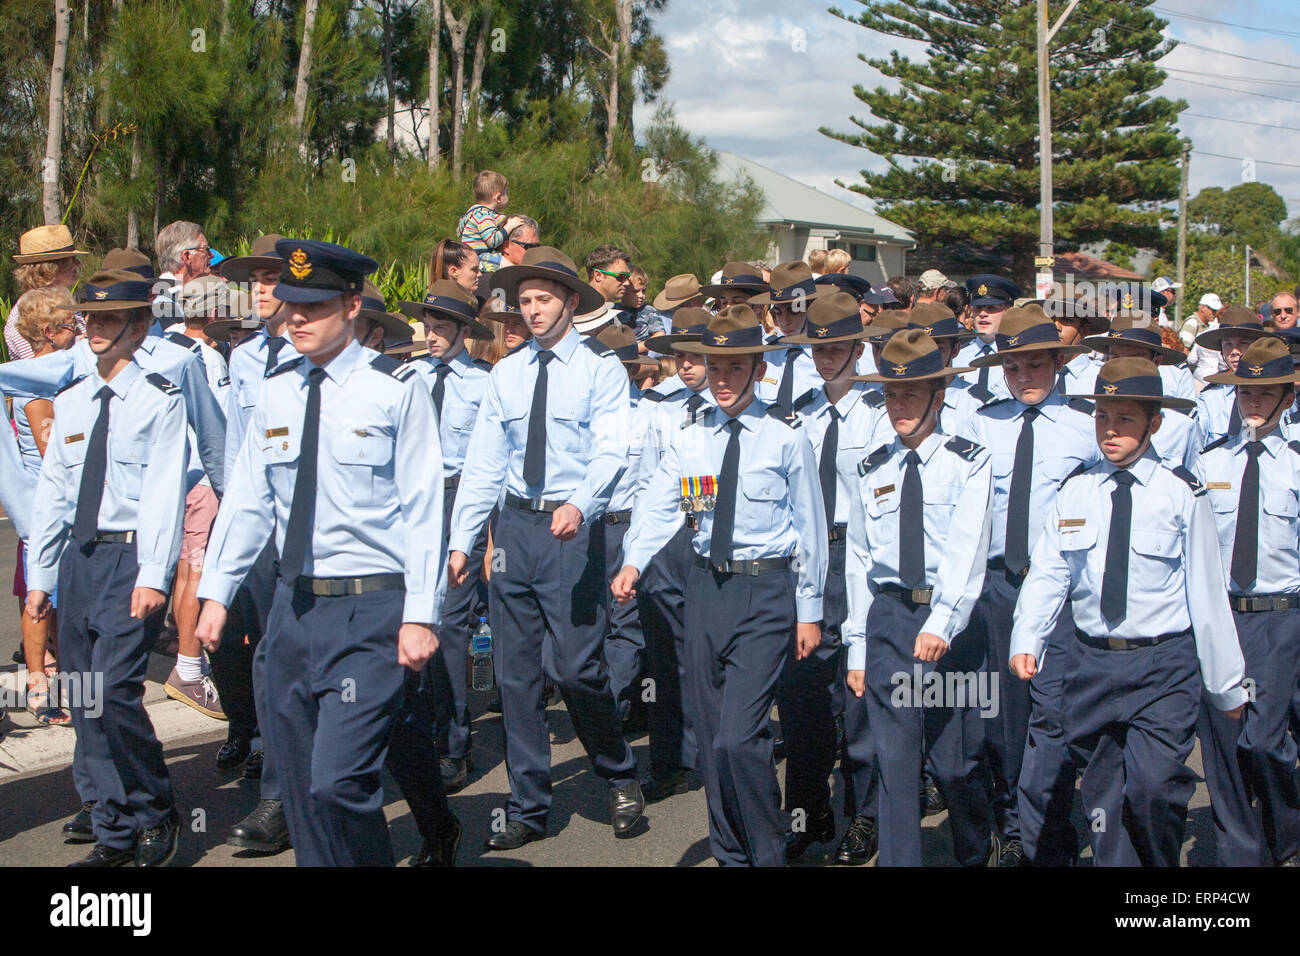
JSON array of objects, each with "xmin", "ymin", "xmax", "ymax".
[
  {"xmin": 224, "ymin": 327, "xmax": 296, "ymax": 481},
  {"xmin": 959, "ymin": 393, "xmax": 1101, "ymax": 562},
  {"xmin": 198, "ymin": 339, "xmax": 446, "ymax": 625},
  {"xmin": 1009, "ymin": 450, "xmax": 1248, "ymax": 711},
  {"xmin": 634, "ymin": 381, "xmax": 716, "ymax": 500},
  {"xmin": 1196, "ymin": 383, "xmax": 1238, "ymax": 443},
  {"xmin": 1195, "ymin": 429, "xmax": 1300, "ymax": 595},
  {"xmin": 622, "ymin": 398, "xmax": 828, "ymax": 622},
  {"xmin": 757, "ymin": 337, "xmax": 822, "ymax": 406},
  {"xmin": 843, "ymin": 430, "xmax": 993, "ymax": 670},
  {"xmin": 28, "ymin": 360, "xmax": 188, "ymax": 594},
  {"xmin": 608, "ymin": 380, "xmax": 647, "ymax": 514},
  {"xmin": 408, "ymin": 348, "xmax": 492, "ymax": 477},
  {"xmin": 795, "ymin": 383, "xmax": 886, "ymax": 527},
  {"xmin": 0, "ymin": 419, "xmax": 34, "ymax": 541},
  {"xmin": 448, "ymin": 328, "xmax": 631, "ymax": 555},
  {"xmin": 954, "ymin": 338, "xmax": 1010, "ymax": 400}
]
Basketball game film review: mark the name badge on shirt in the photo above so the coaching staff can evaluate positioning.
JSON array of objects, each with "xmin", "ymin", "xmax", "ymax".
[
  {"xmin": 266, "ymin": 427, "xmax": 289, "ymax": 438},
  {"xmin": 873, "ymin": 484, "xmax": 895, "ymax": 498},
  {"xmin": 760, "ymin": 376, "xmax": 778, "ymax": 385},
  {"xmin": 1206, "ymin": 481, "xmax": 1231, "ymax": 490},
  {"xmin": 64, "ymin": 433, "xmax": 84, "ymax": 444},
  {"xmin": 1059, "ymin": 518, "xmax": 1087, "ymax": 528}
]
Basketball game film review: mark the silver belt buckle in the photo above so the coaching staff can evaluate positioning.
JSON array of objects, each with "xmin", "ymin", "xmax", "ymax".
[
  {"xmin": 1107, "ymin": 637, "xmax": 1127, "ymax": 651},
  {"xmin": 530, "ymin": 496, "xmax": 544, "ymax": 511},
  {"xmin": 353, "ymin": 577, "xmax": 365, "ymax": 594}
]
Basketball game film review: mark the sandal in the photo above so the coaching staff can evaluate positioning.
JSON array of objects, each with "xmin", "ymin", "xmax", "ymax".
[{"xmin": 26, "ymin": 687, "xmax": 71, "ymax": 726}]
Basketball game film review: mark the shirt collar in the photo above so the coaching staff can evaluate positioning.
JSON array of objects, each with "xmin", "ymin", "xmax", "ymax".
[
  {"xmin": 1020, "ymin": 391, "xmax": 1065, "ymax": 423},
  {"xmin": 1235, "ymin": 428, "xmax": 1286, "ymax": 458},
  {"xmin": 96, "ymin": 359, "xmax": 142, "ymax": 400},
  {"xmin": 431, "ymin": 347, "xmax": 471, "ymax": 377},
  {"xmin": 531, "ymin": 327, "xmax": 580, "ymax": 365},
  {"xmin": 892, "ymin": 429, "xmax": 945, "ymax": 465},
  {"xmin": 1103, "ymin": 446, "xmax": 1160, "ymax": 486},
  {"xmin": 305, "ymin": 336, "xmax": 365, "ymax": 385},
  {"xmin": 829, "ymin": 382, "xmax": 869, "ymax": 418},
  {"xmin": 712, "ymin": 397, "xmax": 765, "ymax": 434}
]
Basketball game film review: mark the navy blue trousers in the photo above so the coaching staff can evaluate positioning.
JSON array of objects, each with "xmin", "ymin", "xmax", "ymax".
[
  {"xmin": 684, "ymin": 562, "xmax": 793, "ymax": 867},
  {"xmin": 1198, "ymin": 607, "xmax": 1300, "ymax": 865},
  {"xmin": 387, "ymin": 661, "xmax": 451, "ymax": 843},
  {"xmin": 601, "ymin": 518, "xmax": 646, "ymax": 722},
  {"xmin": 1063, "ymin": 631, "xmax": 1199, "ymax": 867},
  {"xmin": 864, "ymin": 592, "xmax": 994, "ymax": 867},
  {"xmin": 262, "ymin": 582, "xmax": 407, "ymax": 866},
  {"xmin": 639, "ymin": 523, "xmax": 697, "ymax": 774},
  {"xmin": 778, "ymin": 536, "xmax": 844, "ymax": 815},
  {"xmin": 59, "ymin": 541, "xmax": 174, "ymax": 850},
  {"xmin": 489, "ymin": 505, "xmax": 636, "ymax": 831}
]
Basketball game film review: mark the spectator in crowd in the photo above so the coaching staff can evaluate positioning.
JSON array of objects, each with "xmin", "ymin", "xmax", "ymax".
[
  {"xmin": 822, "ymin": 248, "xmax": 851, "ymax": 275},
  {"xmin": 7, "ymin": 225, "xmax": 86, "ymax": 361},
  {"xmin": 807, "ymin": 248, "xmax": 828, "ymax": 277},
  {"xmin": 915, "ymin": 269, "xmax": 950, "ymax": 306},
  {"xmin": 586, "ymin": 244, "xmax": 633, "ymax": 306},
  {"xmin": 431, "ymin": 239, "xmax": 481, "ymax": 298},
  {"xmin": 1179, "ymin": 292, "xmax": 1222, "ymax": 349},
  {"xmin": 616, "ymin": 265, "xmax": 669, "ymax": 350},
  {"xmin": 943, "ymin": 284, "xmax": 970, "ymax": 328},
  {"xmin": 154, "ymin": 221, "xmax": 212, "ymax": 314},
  {"xmin": 1150, "ymin": 276, "xmax": 1181, "ymax": 329},
  {"xmin": 457, "ymin": 170, "xmax": 527, "ymax": 274},
  {"xmin": 885, "ymin": 275, "xmax": 917, "ymax": 312},
  {"xmin": 1269, "ymin": 291, "xmax": 1297, "ymax": 331}
]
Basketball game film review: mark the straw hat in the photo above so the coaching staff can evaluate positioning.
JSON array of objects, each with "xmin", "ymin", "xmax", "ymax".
[{"xmin": 13, "ymin": 224, "xmax": 88, "ymax": 264}]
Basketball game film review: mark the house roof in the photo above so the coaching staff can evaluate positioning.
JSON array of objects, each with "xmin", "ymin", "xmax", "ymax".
[{"xmin": 713, "ymin": 150, "xmax": 914, "ymax": 246}]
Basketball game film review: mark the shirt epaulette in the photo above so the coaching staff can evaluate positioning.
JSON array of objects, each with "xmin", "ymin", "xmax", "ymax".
[
  {"xmin": 766, "ymin": 404, "xmax": 802, "ymax": 428},
  {"xmin": 370, "ymin": 353, "xmax": 417, "ymax": 381},
  {"xmin": 1288, "ymin": 440, "xmax": 1300, "ymax": 457},
  {"xmin": 145, "ymin": 372, "xmax": 181, "ymax": 395},
  {"xmin": 979, "ymin": 396, "xmax": 1011, "ymax": 411},
  {"xmin": 640, "ymin": 389, "xmax": 666, "ymax": 403},
  {"xmin": 166, "ymin": 331, "xmax": 200, "ymax": 353},
  {"xmin": 968, "ymin": 382, "xmax": 995, "ymax": 405},
  {"xmin": 1202, "ymin": 434, "xmax": 1232, "ymax": 454},
  {"xmin": 56, "ymin": 374, "xmax": 88, "ymax": 397},
  {"xmin": 268, "ymin": 356, "xmax": 304, "ymax": 378},
  {"xmin": 217, "ymin": 376, "xmax": 230, "ymax": 388},
  {"xmin": 581, "ymin": 338, "xmax": 613, "ymax": 358},
  {"xmin": 1059, "ymin": 461, "xmax": 1089, "ymax": 488},
  {"xmin": 857, "ymin": 444, "xmax": 891, "ymax": 477},
  {"xmin": 863, "ymin": 389, "xmax": 885, "ymax": 407},
  {"xmin": 945, "ymin": 436, "xmax": 984, "ymax": 461},
  {"xmin": 1172, "ymin": 465, "xmax": 1206, "ymax": 496},
  {"xmin": 1067, "ymin": 396, "xmax": 1095, "ymax": 415},
  {"xmin": 792, "ymin": 388, "xmax": 818, "ymax": 412},
  {"xmin": 471, "ymin": 357, "xmax": 493, "ymax": 372}
]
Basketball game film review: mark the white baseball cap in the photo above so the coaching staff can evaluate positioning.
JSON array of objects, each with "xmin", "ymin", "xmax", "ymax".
[
  {"xmin": 1151, "ymin": 276, "xmax": 1182, "ymax": 294},
  {"xmin": 574, "ymin": 301, "xmax": 617, "ymax": 333},
  {"xmin": 918, "ymin": 269, "xmax": 949, "ymax": 292},
  {"xmin": 1199, "ymin": 292, "xmax": 1223, "ymax": 310}
]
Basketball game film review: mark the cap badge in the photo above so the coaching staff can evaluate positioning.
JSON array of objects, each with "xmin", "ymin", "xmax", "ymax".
[
  {"xmin": 713, "ymin": 334, "xmax": 728, "ymax": 345},
  {"xmin": 1102, "ymin": 383, "xmax": 1118, "ymax": 394},
  {"xmin": 1122, "ymin": 292, "xmax": 1134, "ymax": 309},
  {"xmin": 722, "ymin": 276, "xmax": 734, "ymax": 285},
  {"xmin": 288, "ymin": 247, "xmax": 312, "ymax": 281},
  {"xmin": 893, "ymin": 365, "xmax": 908, "ymax": 375},
  {"xmin": 1250, "ymin": 365, "xmax": 1263, "ymax": 376},
  {"xmin": 978, "ymin": 283, "xmax": 988, "ymax": 296},
  {"xmin": 922, "ymin": 326, "xmax": 933, "ymax": 334},
  {"xmin": 815, "ymin": 326, "xmax": 829, "ymax": 337},
  {"xmin": 1006, "ymin": 335, "xmax": 1019, "ymax": 346},
  {"xmin": 93, "ymin": 289, "xmax": 108, "ymax": 299}
]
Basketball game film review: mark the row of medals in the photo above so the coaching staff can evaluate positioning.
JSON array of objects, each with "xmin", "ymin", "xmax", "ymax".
[{"xmin": 681, "ymin": 492, "xmax": 716, "ymax": 513}]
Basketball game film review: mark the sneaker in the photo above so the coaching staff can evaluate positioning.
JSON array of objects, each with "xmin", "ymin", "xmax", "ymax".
[{"xmin": 163, "ymin": 668, "xmax": 226, "ymax": 720}]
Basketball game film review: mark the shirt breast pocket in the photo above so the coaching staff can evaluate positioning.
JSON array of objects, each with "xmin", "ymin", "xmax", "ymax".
[
  {"xmin": 260, "ymin": 432, "xmax": 300, "ymax": 501},
  {"xmin": 921, "ymin": 483, "xmax": 959, "ymax": 528},
  {"xmin": 864, "ymin": 485, "xmax": 900, "ymax": 544},
  {"xmin": 1131, "ymin": 527, "xmax": 1181, "ymax": 590},
  {"xmin": 332, "ymin": 431, "xmax": 395, "ymax": 507},
  {"xmin": 1058, "ymin": 524, "xmax": 1097, "ymax": 570},
  {"xmin": 1263, "ymin": 491, "xmax": 1298, "ymax": 550},
  {"xmin": 550, "ymin": 395, "xmax": 591, "ymax": 454},
  {"xmin": 110, "ymin": 439, "xmax": 151, "ymax": 501}
]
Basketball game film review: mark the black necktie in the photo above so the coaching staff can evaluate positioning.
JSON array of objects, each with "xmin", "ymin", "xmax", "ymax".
[
  {"xmin": 819, "ymin": 407, "xmax": 840, "ymax": 530},
  {"xmin": 1004, "ymin": 406, "xmax": 1040, "ymax": 574},
  {"xmin": 1230, "ymin": 441, "xmax": 1264, "ymax": 590},
  {"xmin": 899, "ymin": 449, "xmax": 925, "ymax": 588},
  {"xmin": 1228, "ymin": 393, "xmax": 1242, "ymax": 436},
  {"xmin": 686, "ymin": 391, "xmax": 704, "ymax": 423},
  {"xmin": 1100, "ymin": 470, "xmax": 1135, "ymax": 622},
  {"xmin": 279, "ymin": 367, "xmax": 325, "ymax": 583},
  {"xmin": 1055, "ymin": 367, "xmax": 1068, "ymax": 396},
  {"xmin": 72, "ymin": 386, "xmax": 113, "ymax": 545},
  {"xmin": 431, "ymin": 362, "xmax": 452, "ymax": 420},
  {"xmin": 777, "ymin": 347, "xmax": 800, "ymax": 410},
  {"xmin": 977, "ymin": 343, "xmax": 992, "ymax": 393},
  {"xmin": 264, "ymin": 335, "xmax": 286, "ymax": 377},
  {"xmin": 522, "ymin": 350, "xmax": 553, "ymax": 488},
  {"xmin": 710, "ymin": 419, "xmax": 742, "ymax": 565}
]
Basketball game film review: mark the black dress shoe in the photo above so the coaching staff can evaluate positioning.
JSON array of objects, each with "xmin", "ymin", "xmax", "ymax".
[
  {"xmin": 227, "ymin": 799, "xmax": 291, "ymax": 853},
  {"xmin": 487, "ymin": 691, "xmax": 503, "ymax": 714},
  {"xmin": 786, "ymin": 804, "xmax": 836, "ymax": 861},
  {"xmin": 485, "ymin": 819, "xmax": 544, "ymax": 851},
  {"xmin": 921, "ymin": 777, "xmax": 947, "ymax": 817},
  {"xmin": 1280, "ymin": 851, "xmax": 1300, "ymax": 867},
  {"xmin": 834, "ymin": 815, "xmax": 879, "ymax": 866},
  {"xmin": 609, "ymin": 780, "xmax": 645, "ymax": 835},
  {"xmin": 439, "ymin": 755, "xmax": 471, "ymax": 794},
  {"xmin": 998, "ymin": 837, "xmax": 1027, "ymax": 867},
  {"xmin": 62, "ymin": 801, "xmax": 96, "ymax": 844},
  {"xmin": 135, "ymin": 809, "xmax": 180, "ymax": 867},
  {"xmin": 413, "ymin": 814, "xmax": 463, "ymax": 866},
  {"xmin": 642, "ymin": 768, "xmax": 689, "ymax": 804},
  {"xmin": 773, "ymin": 735, "xmax": 786, "ymax": 761},
  {"xmin": 242, "ymin": 749, "xmax": 264, "ymax": 780},
  {"xmin": 216, "ymin": 735, "xmax": 251, "ymax": 770},
  {"xmin": 68, "ymin": 844, "xmax": 134, "ymax": 867}
]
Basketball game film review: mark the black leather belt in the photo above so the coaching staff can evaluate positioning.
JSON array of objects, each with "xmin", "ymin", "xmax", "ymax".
[
  {"xmin": 505, "ymin": 493, "xmax": 567, "ymax": 513},
  {"xmin": 988, "ymin": 556, "xmax": 1028, "ymax": 579},
  {"xmin": 604, "ymin": 510, "xmax": 633, "ymax": 525},
  {"xmin": 829, "ymin": 524, "xmax": 847, "ymax": 543},
  {"xmin": 444, "ymin": 474, "xmax": 460, "ymax": 492},
  {"xmin": 92, "ymin": 531, "xmax": 135, "ymax": 544},
  {"xmin": 878, "ymin": 582, "xmax": 933, "ymax": 605},
  {"xmin": 1075, "ymin": 629, "xmax": 1190, "ymax": 651},
  {"xmin": 692, "ymin": 554, "xmax": 790, "ymax": 576},
  {"xmin": 294, "ymin": 573, "xmax": 406, "ymax": 597},
  {"xmin": 1229, "ymin": 593, "xmax": 1300, "ymax": 613}
]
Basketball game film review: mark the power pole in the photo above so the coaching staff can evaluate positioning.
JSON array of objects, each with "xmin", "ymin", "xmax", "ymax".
[
  {"xmin": 1036, "ymin": 0, "xmax": 1082, "ymax": 299},
  {"xmin": 1245, "ymin": 244, "xmax": 1252, "ymax": 306},
  {"xmin": 1176, "ymin": 147, "xmax": 1188, "ymax": 323}
]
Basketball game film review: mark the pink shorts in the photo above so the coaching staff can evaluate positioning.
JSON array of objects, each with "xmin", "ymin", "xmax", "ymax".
[{"xmin": 181, "ymin": 484, "xmax": 219, "ymax": 568}]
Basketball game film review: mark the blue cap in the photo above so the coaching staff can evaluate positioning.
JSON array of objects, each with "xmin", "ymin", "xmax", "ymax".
[
  {"xmin": 272, "ymin": 239, "xmax": 378, "ymax": 304},
  {"xmin": 964, "ymin": 274, "xmax": 1020, "ymax": 308}
]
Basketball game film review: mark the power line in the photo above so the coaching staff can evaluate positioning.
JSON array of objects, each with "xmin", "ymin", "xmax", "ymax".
[
  {"xmin": 1184, "ymin": 112, "xmax": 1300, "ymax": 131},
  {"xmin": 1166, "ymin": 75, "xmax": 1300, "ymax": 104},
  {"xmin": 1070, "ymin": 11, "xmax": 1300, "ymax": 71},
  {"xmin": 1150, "ymin": 6, "xmax": 1300, "ymax": 40},
  {"xmin": 1192, "ymin": 149, "xmax": 1300, "ymax": 170},
  {"xmin": 1162, "ymin": 66, "xmax": 1300, "ymax": 87}
]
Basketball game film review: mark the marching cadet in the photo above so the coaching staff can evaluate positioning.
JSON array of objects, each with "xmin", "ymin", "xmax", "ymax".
[
  {"xmin": 698, "ymin": 261, "xmax": 770, "ymax": 312},
  {"xmin": 1194, "ymin": 336, "xmax": 1300, "ymax": 867},
  {"xmin": 857, "ymin": 310, "xmax": 909, "ymax": 381},
  {"xmin": 959, "ymin": 307, "xmax": 1100, "ymax": 866},
  {"xmin": 1010, "ymin": 357, "xmax": 1248, "ymax": 867},
  {"xmin": 634, "ymin": 308, "xmax": 716, "ymax": 801},
  {"xmin": 1071, "ymin": 290, "xmax": 1196, "ymax": 402},
  {"xmin": 1079, "ymin": 308, "xmax": 1204, "ymax": 468},
  {"xmin": 783, "ymin": 292, "xmax": 883, "ymax": 863},
  {"xmin": 1043, "ymin": 295, "xmax": 1108, "ymax": 396},
  {"xmin": 397, "ymin": 279, "xmax": 495, "ymax": 794},
  {"xmin": 748, "ymin": 262, "xmax": 825, "ymax": 415},
  {"xmin": 446, "ymin": 246, "xmax": 644, "ymax": 850},
  {"xmin": 27, "ymin": 272, "xmax": 189, "ymax": 866},
  {"xmin": 843, "ymin": 330, "xmax": 997, "ymax": 867},
  {"xmin": 195, "ymin": 239, "xmax": 446, "ymax": 867},
  {"xmin": 211, "ymin": 233, "xmax": 291, "ymax": 853},
  {"xmin": 955, "ymin": 275, "xmax": 1020, "ymax": 401},
  {"xmin": 1195, "ymin": 306, "xmax": 1269, "ymax": 442},
  {"xmin": 613, "ymin": 305, "xmax": 828, "ymax": 867},
  {"xmin": 907, "ymin": 302, "xmax": 987, "ymax": 431}
]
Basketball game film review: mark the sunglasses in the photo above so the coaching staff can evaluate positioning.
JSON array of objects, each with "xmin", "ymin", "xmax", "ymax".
[
  {"xmin": 594, "ymin": 267, "xmax": 631, "ymax": 282},
  {"xmin": 511, "ymin": 240, "xmax": 540, "ymax": 250},
  {"xmin": 1272, "ymin": 307, "xmax": 1296, "ymax": 316}
]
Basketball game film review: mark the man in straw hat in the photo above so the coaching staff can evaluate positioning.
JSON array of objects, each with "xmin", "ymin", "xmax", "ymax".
[
  {"xmin": 781, "ymin": 292, "xmax": 883, "ymax": 863},
  {"xmin": 397, "ymin": 280, "xmax": 494, "ymax": 797},
  {"xmin": 843, "ymin": 329, "xmax": 999, "ymax": 867},
  {"xmin": 446, "ymin": 246, "xmax": 644, "ymax": 849},
  {"xmin": 1195, "ymin": 305, "xmax": 1273, "ymax": 443},
  {"xmin": 614, "ymin": 305, "xmax": 828, "ymax": 866},
  {"xmin": 26, "ymin": 270, "xmax": 189, "ymax": 866},
  {"xmin": 1193, "ymin": 336, "xmax": 1300, "ymax": 867},
  {"xmin": 748, "ymin": 261, "xmax": 825, "ymax": 416},
  {"xmin": 196, "ymin": 239, "xmax": 446, "ymax": 866},
  {"xmin": 957, "ymin": 306, "xmax": 1100, "ymax": 866},
  {"xmin": 1010, "ymin": 357, "xmax": 1247, "ymax": 866}
]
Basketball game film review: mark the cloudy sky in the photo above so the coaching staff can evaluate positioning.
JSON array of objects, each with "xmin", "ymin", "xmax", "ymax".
[{"xmin": 634, "ymin": 0, "xmax": 1300, "ymax": 224}]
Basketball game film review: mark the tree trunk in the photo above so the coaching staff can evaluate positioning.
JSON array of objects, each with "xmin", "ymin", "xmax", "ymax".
[
  {"xmin": 444, "ymin": 2, "xmax": 469, "ymax": 175},
  {"xmin": 42, "ymin": 0, "xmax": 71, "ymax": 224},
  {"xmin": 615, "ymin": 0, "xmax": 633, "ymax": 141},
  {"xmin": 383, "ymin": 0, "xmax": 396, "ymax": 158},
  {"xmin": 292, "ymin": 0, "xmax": 319, "ymax": 150},
  {"xmin": 126, "ymin": 133, "xmax": 141, "ymax": 249},
  {"xmin": 427, "ymin": 0, "xmax": 443, "ymax": 170},
  {"xmin": 604, "ymin": 39, "xmax": 618, "ymax": 169},
  {"xmin": 467, "ymin": 4, "xmax": 492, "ymax": 131}
]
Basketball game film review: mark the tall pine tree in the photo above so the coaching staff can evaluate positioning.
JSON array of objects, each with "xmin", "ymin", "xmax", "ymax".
[{"xmin": 824, "ymin": 0, "xmax": 1184, "ymax": 284}]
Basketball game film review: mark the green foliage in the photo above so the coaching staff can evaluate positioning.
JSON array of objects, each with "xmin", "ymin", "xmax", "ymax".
[
  {"xmin": 1150, "ymin": 246, "xmax": 1292, "ymax": 313},
  {"xmin": 1187, "ymin": 183, "xmax": 1288, "ymax": 243}
]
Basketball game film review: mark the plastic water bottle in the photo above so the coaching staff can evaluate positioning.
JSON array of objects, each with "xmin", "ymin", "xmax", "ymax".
[{"xmin": 471, "ymin": 617, "xmax": 494, "ymax": 692}]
